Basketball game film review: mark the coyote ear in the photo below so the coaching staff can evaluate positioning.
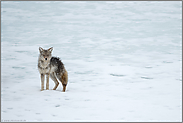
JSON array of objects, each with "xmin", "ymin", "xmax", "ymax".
[
  {"xmin": 39, "ymin": 47, "xmax": 44, "ymax": 53},
  {"xmin": 48, "ymin": 47, "xmax": 53, "ymax": 52}
]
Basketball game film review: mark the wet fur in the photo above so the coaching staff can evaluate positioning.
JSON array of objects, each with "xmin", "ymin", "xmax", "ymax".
[{"xmin": 38, "ymin": 47, "xmax": 68, "ymax": 92}]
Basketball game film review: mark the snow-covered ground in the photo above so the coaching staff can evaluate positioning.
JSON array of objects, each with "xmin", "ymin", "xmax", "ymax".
[{"xmin": 1, "ymin": 1, "xmax": 182, "ymax": 122}]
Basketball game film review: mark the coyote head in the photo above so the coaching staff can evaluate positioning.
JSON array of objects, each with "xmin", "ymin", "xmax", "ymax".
[{"xmin": 39, "ymin": 47, "xmax": 53, "ymax": 61}]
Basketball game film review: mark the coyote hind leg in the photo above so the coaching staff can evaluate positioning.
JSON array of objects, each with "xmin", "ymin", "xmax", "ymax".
[
  {"xmin": 57, "ymin": 71, "xmax": 68, "ymax": 92},
  {"xmin": 62, "ymin": 84, "xmax": 67, "ymax": 92},
  {"xmin": 50, "ymin": 72, "xmax": 59, "ymax": 90}
]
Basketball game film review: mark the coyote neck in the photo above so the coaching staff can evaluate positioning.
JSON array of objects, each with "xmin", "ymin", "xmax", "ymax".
[{"xmin": 38, "ymin": 59, "xmax": 50, "ymax": 69}]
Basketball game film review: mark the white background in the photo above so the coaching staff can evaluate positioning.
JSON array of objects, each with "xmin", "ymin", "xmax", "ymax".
[{"xmin": 1, "ymin": 1, "xmax": 182, "ymax": 122}]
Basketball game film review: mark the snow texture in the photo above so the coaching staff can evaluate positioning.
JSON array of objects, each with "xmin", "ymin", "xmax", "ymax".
[{"xmin": 1, "ymin": 1, "xmax": 182, "ymax": 122}]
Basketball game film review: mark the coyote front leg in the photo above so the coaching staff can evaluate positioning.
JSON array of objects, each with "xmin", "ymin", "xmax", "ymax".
[
  {"xmin": 41, "ymin": 74, "xmax": 45, "ymax": 91},
  {"xmin": 46, "ymin": 73, "xmax": 50, "ymax": 90}
]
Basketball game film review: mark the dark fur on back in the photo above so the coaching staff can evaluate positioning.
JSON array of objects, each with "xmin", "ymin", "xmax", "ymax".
[{"xmin": 50, "ymin": 57, "xmax": 64, "ymax": 74}]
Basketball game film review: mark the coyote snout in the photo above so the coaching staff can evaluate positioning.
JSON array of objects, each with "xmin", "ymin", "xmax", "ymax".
[{"xmin": 38, "ymin": 47, "xmax": 68, "ymax": 92}]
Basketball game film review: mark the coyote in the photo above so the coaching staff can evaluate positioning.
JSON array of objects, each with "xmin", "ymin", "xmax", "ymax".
[{"xmin": 38, "ymin": 47, "xmax": 68, "ymax": 92}]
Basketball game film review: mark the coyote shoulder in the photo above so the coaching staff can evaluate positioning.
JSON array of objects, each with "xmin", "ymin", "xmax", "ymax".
[{"xmin": 38, "ymin": 47, "xmax": 68, "ymax": 92}]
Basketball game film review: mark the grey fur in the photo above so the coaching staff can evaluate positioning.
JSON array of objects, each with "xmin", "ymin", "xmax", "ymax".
[{"xmin": 38, "ymin": 47, "xmax": 68, "ymax": 92}]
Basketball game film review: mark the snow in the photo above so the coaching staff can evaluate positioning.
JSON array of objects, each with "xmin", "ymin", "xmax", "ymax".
[{"xmin": 1, "ymin": 1, "xmax": 182, "ymax": 122}]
